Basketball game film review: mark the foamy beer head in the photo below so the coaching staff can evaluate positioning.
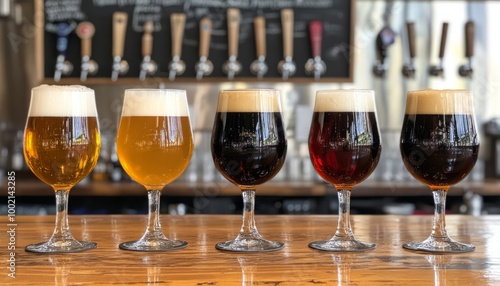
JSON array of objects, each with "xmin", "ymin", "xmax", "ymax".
[
  {"xmin": 28, "ymin": 85, "xmax": 97, "ymax": 117},
  {"xmin": 405, "ymin": 89, "xmax": 474, "ymax": 115},
  {"xmin": 217, "ymin": 89, "xmax": 282, "ymax": 112},
  {"xmin": 314, "ymin": 90, "xmax": 377, "ymax": 113},
  {"xmin": 122, "ymin": 89, "xmax": 190, "ymax": 116}
]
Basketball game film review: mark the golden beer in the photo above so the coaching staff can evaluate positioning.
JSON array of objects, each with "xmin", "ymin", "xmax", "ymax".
[
  {"xmin": 23, "ymin": 85, "xmax": 101, "ymax": 253},
  {"xmin": 116, "ymin": 89, "xmax": 194, "ymax": 190},
  {"xmin": 116, "ymin": 116, "xmax": 193, "ymax": 189},
  {"xmin": 116, "ymin": 88, "xmax": 193, "ymax": 251},
  {"xmin": 24, "ymin": 116, "xmax": 100, "ymax": 189}
]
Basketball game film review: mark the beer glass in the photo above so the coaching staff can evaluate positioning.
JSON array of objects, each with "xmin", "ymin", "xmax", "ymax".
[
  {"xmin": 308, "ymin": 90, "xmax": 381, "ymax": 251},
  {"xmin": 211, "ymin": 89, "xmax": 287, "ymax": 252},
  {"xmin": 24, "ymin": 85, "xmax": 101, "ymax": 253},
  {"xmin": 400, "ymin": 89, "xmax": 479, "ymax": 253},
  {"xmin": 116, "ymin": 89, "xmax": 194, "ymax": 251}
]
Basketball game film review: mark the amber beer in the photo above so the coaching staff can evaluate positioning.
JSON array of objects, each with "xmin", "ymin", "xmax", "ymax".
[
  {"xmin": 24, "ymin": 85, "xmax": 101, "ymax": 190},
  {"xmin": 306, "ymin": 90, "xmax": 381, "ymax": 252},
  {"xmin": 400, "ymin": 90, "xmax": 480, "ymax": 187},
  {"xmin": 211, "ymin": 90, "xmax": 287, "ymax": 186},
  {"xmin": 308, "ymin": 90, "xmax": 381, "ymax": 187},
  {"xmin": 116, "ymin": 89, "xmax": 194, "ymax": 189}
]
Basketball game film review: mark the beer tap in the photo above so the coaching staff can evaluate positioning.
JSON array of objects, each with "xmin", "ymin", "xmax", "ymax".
[
  {"xmin": 429, "ymin": 22, "xmax": 449, "ymax": 77},
  {"xmin": 304, "ymin": 21, "xmax": 326, "ymax": 80},
  {"xmin": 402, "ymin": 22, "xmax": 416, "ymax": 78},
  {"xmin": 459, "ymin": 21, "xmax": 474, "ymax": 78},
  {"xmin": 277, "ymin": 9, "xmax": 296, "ymax": 80},
  {"xmin": 76, "ymin": 22, "xmax": 98, "ymax": 82},
  {"xmin": 49, "ymin": 21, "xmax": 76, "ymax": 82},
  {"xmin": 139, "ymin": 21, "xmax": 157, "ymax": 81},
  {"xmin": 222, "ymin": 8, "xmax": 242, "ymax": 80},
  {"xmin": 195, "ymin": 17, "xmax": 213, "ymax": 80},
  {"xmin": 168, "ymin": 13, "xmax": 186, "ymax": 81},
  {"xmin": 250, "ymin": 16, "xmax": 268, "ymax": 79},
  {"xmin": 111, "ymin": 12, "xmax": 128, "ymax": 82},
  {"xmin": 372, "ymin": 26, "xmax": 396, "ymax": 77}
]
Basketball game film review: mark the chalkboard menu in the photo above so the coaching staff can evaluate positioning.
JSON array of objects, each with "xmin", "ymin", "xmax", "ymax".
[{"xmin": 40, "ymin": 0, "xmax": 354, "ymax": 82}]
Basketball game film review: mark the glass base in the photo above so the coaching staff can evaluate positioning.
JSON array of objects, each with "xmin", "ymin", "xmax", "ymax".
[
  {"xmin": 403, "ymin": 236, "xmax": 475, "ymax": 253},
  {"xmin": 25, "ymin": 240, "xmax": 97, "ymax": 253},
  {"xmin": 309, "ymin": 239, "xmax": 376, "ymax": 252},
  {"xmin": 119, "ymin": 239, "xmax": 188, "ymax": 252},
  {"xmin": 216, "ymin": 238, "xmax": 284, "ymax": 252}
]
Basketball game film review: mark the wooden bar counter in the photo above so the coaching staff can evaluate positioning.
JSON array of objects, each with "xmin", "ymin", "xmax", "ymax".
[{"xmin": 2, "ymin": 215, "xmax": 500, "ymax": 285}]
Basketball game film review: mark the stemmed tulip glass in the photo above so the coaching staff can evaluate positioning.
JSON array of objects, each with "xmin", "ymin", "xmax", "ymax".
[
  {"xmin": 116, "ymin": 89, "xmax": 194, "ymax": 251},
  {"xmin": 24, "ymin": 85, "xmax": 101, "ymax": 253},
  {"xmin": 308, "ymin": 90, "xmax": 382, "ymax": 251},
  {"xmin": 400, "ymin": 89, "xmax": 479, "ymax": 253},
  {"xmin": 211, "ymin": 89, "xmax": 287, "ymax": 252}
]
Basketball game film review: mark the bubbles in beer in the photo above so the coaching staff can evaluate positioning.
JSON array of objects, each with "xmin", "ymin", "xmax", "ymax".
[
  {"xmin": 121, "ymin": 89, "xmax": 189, "ymax": 117},
  {"xmin": 29, "ymin": 85, "xmax": 97, "ymax": 117},
  {"xmin": 217, "ymin": 89, "xmax": 282, "ymax": 112},
  {"xmin": 405, "ymin": 89, "xmax": 474, "ymax": 115},
  {"xmin": 314, "ymin": 90, "xmax": 376, "ymax": 112}
]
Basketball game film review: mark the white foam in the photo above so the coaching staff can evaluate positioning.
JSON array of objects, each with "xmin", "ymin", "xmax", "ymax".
[
  {"xmin": 121, "ymin": 89, "xmax": 190, "ymax": 117},
  {"xmin": 217, "ymin": 89, "xmax": 282, "ymax": 112},
  {"xmin": 29, "ymin": 85, "xmax": 97, "ymax": 117},
  {"xmin": 405, "ymin": 89, "xmax": 474, "ymax": 114},
  {"xmin": 314, "ymin": 90, "xmax": 376, "ymax": 112}
]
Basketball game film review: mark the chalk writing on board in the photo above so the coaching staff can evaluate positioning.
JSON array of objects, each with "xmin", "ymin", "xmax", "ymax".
[
  {"xmin": 45, "ymin": 0, "xmax": 85, "ymax": 22},
  {"xmin": 92, "ymin": 0, "xmax": 334, "ymax": 8},
  {"xmin": 93, "ymin": 0, "xmax": 183, "ymax": 7},
  {"xmin": 132, "ymin": 5, "xmax": 162, "ymax": 32}
]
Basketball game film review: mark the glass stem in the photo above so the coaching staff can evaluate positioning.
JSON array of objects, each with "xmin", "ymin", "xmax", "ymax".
[
  {"xmin": 144, "ymin": 190, "xmax": 165, "ymax": 240},
  {"xmin": 334, "ymin": 189, "xmax": 354, "ymax": 240},
  {"xmin": 239, "ymin": 189, "xmax": 260, "ymax": 238},
  {"xmin": 51, "ymin": 190, "xmax": 74, "ymax": 242},
  {"xmin": 431, "ymin": 189, "xmax": 449, "ymax": 239}
]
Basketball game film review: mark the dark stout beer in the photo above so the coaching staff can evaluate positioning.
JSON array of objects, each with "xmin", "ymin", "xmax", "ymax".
[
  {"xmin": 400, "ymin": 113, "xmax": 479, "ymax": 187},
  {"xmin": 400, "ymin": 89, "xmax": 480, "ymax": 190},
  {"xmin": 212, "ymin": 111, "xmax": 287, "ymax": 186},
  {"xmin": 211, "ymin": 89, "xmax": 287, "ymax": 188},
  {"xmin": 397, "ymin": 89, "xmax": 480, "ymax": 253}
]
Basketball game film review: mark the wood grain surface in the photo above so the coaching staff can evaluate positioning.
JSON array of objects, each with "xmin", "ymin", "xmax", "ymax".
[{"xmin": 2, "ymin": 215, "xmax": 500, "ymax": 285}]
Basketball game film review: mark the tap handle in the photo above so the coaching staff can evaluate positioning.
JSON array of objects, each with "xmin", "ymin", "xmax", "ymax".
[
  {"xmin": 199, "ymin": 17, "xmax": 212, "ymax": 58},
  {"xmin": 170, "ymin": 13, "xmax": 186, "ymax": 58},
  {"xmin": 406, "ymin": 22, "xmax": 416, "ymax": 59},
  {"xmin": 76, "ymin": 22, "xmax": 95, "ymax": 58},
  {"xmin": 254, "ymin": 16, "xmax": 266, "ymax": 58},
  {"xmin": 142, "ymin": 21, "xmax": 154, "ymax": 57},
  {"xmin": 112, "ymin": 12, "xmax": 128, "ymax": 58},
  {"xmin": 465, "ymin": 20, "xmax": 474, "ymax": 58},
  {"xmin": 309, "ymin": 20, "xmax": 322, "ymax": 58},
  {"xmin": 55, "ymin": 22, "xmax": 76, "ymax": 55},
  {"xmin": 375, "ymin": 26, "xmax": 395, "ymax": 63},
  {"xmin": 438, "ymin": 22, "xmax": 448, "ymax": 59},
  {"xmin": 281, "ymin": 9, "xmax": 294, "ymax": 59},
  {"xmin": 227, "ymin": 8, "xmax": 240, "ymax": 58}
]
